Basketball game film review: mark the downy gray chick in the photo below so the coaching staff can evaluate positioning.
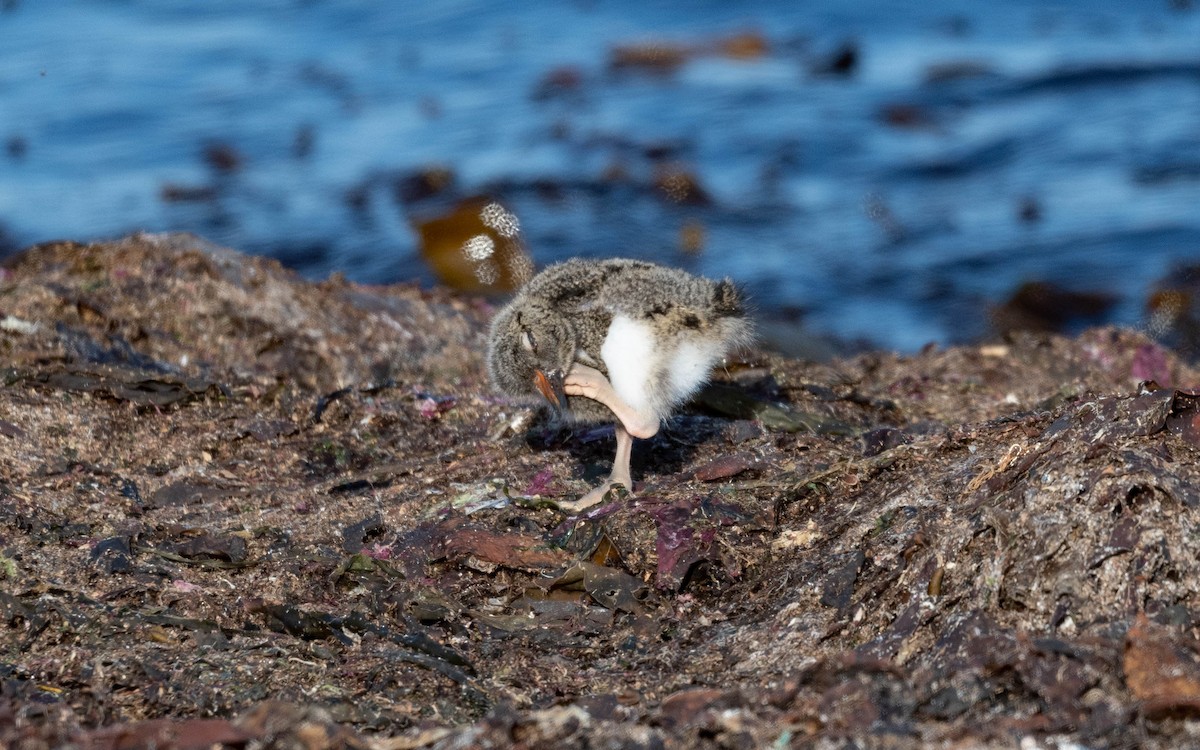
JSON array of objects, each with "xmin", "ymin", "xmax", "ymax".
[{"xmin": 487, "ymin": 258, "xmax": 751, "ymax": 510}]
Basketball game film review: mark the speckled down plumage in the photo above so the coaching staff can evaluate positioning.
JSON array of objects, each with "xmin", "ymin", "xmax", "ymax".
[{"xmin": 487, "ymin": 258, "xmax": 751, "ymax": 425}]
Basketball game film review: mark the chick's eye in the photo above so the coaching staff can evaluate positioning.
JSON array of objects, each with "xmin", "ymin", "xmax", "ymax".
[{"xmin": 520, "ymin": 330, "xmax": 537, "ymax": 352}]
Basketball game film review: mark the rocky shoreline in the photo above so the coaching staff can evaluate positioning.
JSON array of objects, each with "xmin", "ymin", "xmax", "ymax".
[{"xmin": 4, "ymin": 234, "xmax": 1200, "ymax": 749}]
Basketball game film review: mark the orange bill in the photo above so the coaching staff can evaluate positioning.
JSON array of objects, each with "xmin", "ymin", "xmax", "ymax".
[{"xmin": 533, "ymin": 369, "xmax": 568, "ymax": 410}]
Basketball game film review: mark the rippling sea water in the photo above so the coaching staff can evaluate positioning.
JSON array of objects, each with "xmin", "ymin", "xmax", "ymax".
[{"xmin": 1, "ymin": 1, "xmax": 1198, "ymax": 351}]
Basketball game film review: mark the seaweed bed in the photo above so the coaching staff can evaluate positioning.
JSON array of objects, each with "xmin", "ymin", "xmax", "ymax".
[{"xmin": 4, "ymin": 234, "xmax": 1200, "ymax": 749}]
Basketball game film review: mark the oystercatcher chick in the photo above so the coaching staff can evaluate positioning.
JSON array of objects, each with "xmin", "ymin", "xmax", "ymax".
[{"xmin": 487, "ymin": 258, "xmax": 751, "ymax": 510}]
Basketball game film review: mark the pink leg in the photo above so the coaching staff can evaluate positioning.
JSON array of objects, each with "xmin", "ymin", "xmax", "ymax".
[
  {"xmin": 559, "ymin": 425, "xmax": 636, "ymax": 512},
  {"xmin": 562, "ymin": 363, "xmax": 659, "ymax": 439},
  {"xmin": 558, "ymin": 364, "xmax": 659, "ymax": 512},
  {"xmin": 609, "ymin": 424, "xmax": 634, "ymax": 489}
]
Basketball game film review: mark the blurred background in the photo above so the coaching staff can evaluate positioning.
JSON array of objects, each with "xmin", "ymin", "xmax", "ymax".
[{"xmin": 1, "ymin": 1, "xmax": 1198, "ymax": 356}]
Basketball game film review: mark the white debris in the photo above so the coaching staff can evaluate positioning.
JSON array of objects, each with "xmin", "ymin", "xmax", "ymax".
[
  {"xmin": 0, "ymin": 315, "xmax": 39, "ymax": 335},
  {"xmin": 462, "ymin": 233, "xmax": 495, "ymax": 261},
  {"xmin": 480, "ymin": 202, "xmax": 520, "ymax": 238}
]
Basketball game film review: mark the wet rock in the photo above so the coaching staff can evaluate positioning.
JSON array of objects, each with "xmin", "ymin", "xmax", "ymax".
[
  {"xmin": 202, "ymin": 142, "xmax": 243, "ymax": 173},
  {"xmin": 532, "ymin": 65, "xmax": 586, "ymax": 100},
  {"xmin": 609, "ymin": 42, "xmax": 690, "ymax": 75},
  {"xmin": 811, "ymin": 40, "xmax": 859, "ymax": 77},
  {"xmin": 608, "ymin": 31, "xmax": 769, "ymax": 76},
  {"xmin": 992, "ymin": 280, "xmax": 1117, "ymax": 335},
  {"xmin": 393, "ymin": 165, "xmax": 456, "ymax": 205}
]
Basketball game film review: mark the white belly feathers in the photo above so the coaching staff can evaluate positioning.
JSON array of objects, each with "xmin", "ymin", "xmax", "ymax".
[
  {"xmin": 600, "ymin": 315, "xmax": 658, "ymax": 415},
  {"xmin": 600, "ymin": 314, "xmax": 724, "ymax": 420}
]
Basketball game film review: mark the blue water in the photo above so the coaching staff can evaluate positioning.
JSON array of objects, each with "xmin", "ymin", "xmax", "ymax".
[{"xmin": 2, "ymin": 1, "xmax": 1198, "ymax": 351}]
